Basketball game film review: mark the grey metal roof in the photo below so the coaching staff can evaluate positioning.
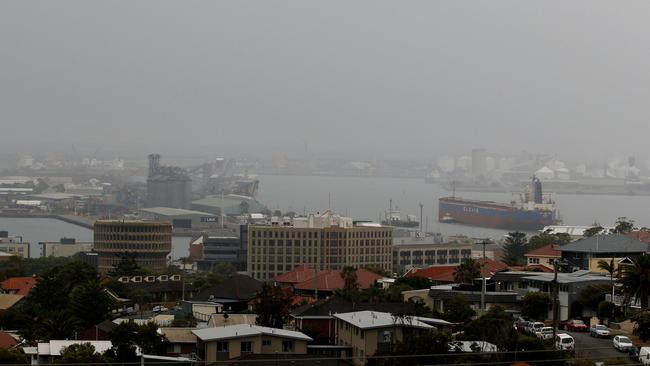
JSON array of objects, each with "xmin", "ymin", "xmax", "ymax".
[
  {"xmin": 560, "ymin": 234, "xmax": 650, "ymax": 254},
  {"xmin": 140, "ymin": 207, "xmax": 215, "ymax": 217},
  {"xmin": 521, "ymin": 271, "xmax": 610, "ymax": 284}
]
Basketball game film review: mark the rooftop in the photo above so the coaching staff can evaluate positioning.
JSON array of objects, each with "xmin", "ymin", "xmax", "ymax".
[
  {"xmin": 192, "ymin": 324, "xmax": 312, "ymax": 342},
  {"xmin": 405, "ymin": 258, "xmax": 509, "ymax": 282},
  {"xmin": 158, "ymin": 328, "xmax": 197, "ymax": 343},
  {"xmin": 140, "ymin": 207, "xmax": 216, "ymax": 217},
  {"xmin": 277, "ymin": 267, "xmax": 383, "ymax": 292},
  {"xmin": 522, "ymin": 270, "xmax": 610, "ymax": 284},
  {"xmin": 0, "ymin": 294, "xmax": 23, "ymax": 310},
  {"xmin": 334, "ymin": 311, "xmax": 434, "ymax": 330},
  {"xmin": 292, "ymin": 297, "xmax": 417, "ymax": 318},
  {"xmin": 193, "ymin": 274, "xmax": 262, "ymax": 301},
  {"xmin": 525, "ymin": 244, "xmax": 561, "ymax": 258},
  {"xmin": 560, "ymin": 234, "xmax": 650, "ymax": 253},
  {"xmin": 1, "ymin": 276, "xmax": 37, "ymax": 296}
]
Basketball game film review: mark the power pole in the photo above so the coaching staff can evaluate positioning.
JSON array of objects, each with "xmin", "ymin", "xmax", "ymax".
[
  {"xmin": 552, "ymin": 259, "xmax": 562, "ymax": 340},
  {"xmin": 419, "ymin": 202, "xmax": 424, "ymax": 233},
  {"xmin": 473, "ymin": 238, "xmax": 492, "ymax": 315}
]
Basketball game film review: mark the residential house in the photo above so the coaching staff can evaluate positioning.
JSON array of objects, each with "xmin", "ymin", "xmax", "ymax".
[
  {"xmin": 0, "ymin": 294, "xmax": 24, "ymax": 311},
  {"xmin": 119, "ymin": 274, "xmax": 188, "ymax": 303},
  {"xmin": 158, "ymin": 328, "xmax": 197, "ymax": 358},
  {"xmin": 402, "ymin": 284, "xmax": 519, "ymax": 315},
  {"xmin": 291, "ymin": 297, "xmax": 420, "ymax": 345},
  {"xmin": 283, "ymin": 267, "xmax": 383, "ymax": 298},
  {"xmin": 524, "ymin": 244, "xmax": 561, "ymax": 270},
  {"xmin": 559, "ymin": 234, "xmax": 650, "ymax": 272},
  {"xmin": 187, "ymin": 274, "xmax": 262, "ymax": 315},
  {"xmin": 78, "ymin": 319, "xmax": 115, "ymax": 341},
  {"xmin": 192, "ymin": 324, "xmax": 312, "ymax": 362},
  {"xmin": 0, "ymin": 331, "xmax": 17, "ymax": 348},
  {"xmin": 23, "ymin": 340, "xmax": 113, "ymax": 365},
  {"xmin": 334, "ymin": 311, "xmax": 435, "ymax": 366},
  {"xmin": 404, "ymin": 258, "xmax": 509, "ymax": 285},
  {"xmin": 0, "ymin": 276, "xmax": 37, "ymax": 295}
]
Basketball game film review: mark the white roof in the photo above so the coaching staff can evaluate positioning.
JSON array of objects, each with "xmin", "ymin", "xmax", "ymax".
[
  {"xmin": 333, "ymin": 311, "xmax": 434, "ymax": 330},
  {"xmin": 33, "ymin": 341, "xmax": 113, "ymax": 356},
  {"xmin": 192, "ymin": 324, "xmax": 313, "ymax": 342}
]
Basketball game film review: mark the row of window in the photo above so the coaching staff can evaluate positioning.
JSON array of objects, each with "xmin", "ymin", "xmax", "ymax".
[
  {"xmin": 95, "ymin": 234, "xmax": 171, "ymax": 242},
  {"xmin": 251, "ymin": 230, "xmax": 391, "ymax": 239},
  {"xmin": 215, "ymin": 340, "xmax": 294, "ymax": 353},
  {"xmin": 94, "ymin": 242, "xmax": 170, "ymax": 251}
]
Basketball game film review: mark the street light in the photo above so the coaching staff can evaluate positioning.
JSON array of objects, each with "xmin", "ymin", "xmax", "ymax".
[
  {"xmin": 473, "ymin": 238, "xmax": 493, "ymax": 315},
  {"xmin": 552, "ymin": 259, "xmax": 568, "ymax": 340}
]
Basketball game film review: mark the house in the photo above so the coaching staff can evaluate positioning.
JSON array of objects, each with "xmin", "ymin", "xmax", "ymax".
[
  {"xmin": 158, "ymin": 328, "xmax": 197, "ymax": 358},
  {"xmin": 0, "ymin": 276, "xmax": 37, "ymax": 295},
  {"xmin": 0, "ymin": 294, "xmax": 24, "ymax": 310},
  {"xmin": 189, "ymin": 274, "xmax": 262, "ymax": 313},
  {"xmin": 207, "ymin": 313, "xmax": 257, "ymax": 328},
  {"xmin": 78, "ymin": 319, "xmax": 115, "ymax": 341},
  {"xmin": 402, "ymin": 284, "xmax": 519, "ymax": 315},
  {"xmin": 559, "ymin": 234, "xmax": 650, "ymax": 272},
  {"xmin": 524, "ymin": 244, "xmax": 561, "ymax": 270},
  {"xmin": 192, "ymin": 324, "xmax": 312, "ymax": 362},
  {"xmin": 275, "ymin": 266, "xmax": 383, "ymax": 298},
  {"xmin": 291, "ymin": 297, "xmax": 420, "ymax": 344},
  {"xmin": 404, "ymin": 258, "xmax": 509, "ymax": 285},
  {"xmin": 119, "ymin": 274, "xmax": 188, "ymax": 303},
  {"xmin": 23, "ymin": 340, "xmax": 114, "ymax": 365},
  {"xmin": 0, "ymin": 331, "xmax": 17, "ymax": 348},
  {"xmin": 334, "ymin": 311, "xmax": 435, "ymax": 366}
]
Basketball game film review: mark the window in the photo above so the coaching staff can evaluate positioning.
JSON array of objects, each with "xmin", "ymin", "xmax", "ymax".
[
  {"xmin": 282, "ymin": 340, "xmax": 294, "ymax": 352},
  {"xmin": 217, "ymin": 342, "xmax": 229, "ymax": 352},
  {"xmin": 241, "ymin": 341, "xmax": 253, "ymax": 353},
  {"xmin": 262, "ymin": 340, "xmax": 272, "ymax": 347}
]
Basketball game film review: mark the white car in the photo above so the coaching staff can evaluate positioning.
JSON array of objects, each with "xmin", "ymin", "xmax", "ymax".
[
  {"xmin": 530, "ymin": 322, "xmax": 545, "ymax": 336},
  {"xmin": 537, "ymin": 327, "xmax": 554, "ymax": 340},
  {"xmin": 555, "ymin": 333, "xmax": 575, "ymax": 351},
  {"xmin": 152, "ymin": 305, "xmax": 169, "ymax": 312},
  {"xmin": 613, "ymin": 335, "xmax": 634, "ymax": 351},
  {"xmin": 590, "ymin": 324, "xmax": 610, "ymax": 338}
]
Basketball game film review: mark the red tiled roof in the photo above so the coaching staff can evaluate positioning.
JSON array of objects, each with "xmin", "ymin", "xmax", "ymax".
[
  {"xmin": 293, "ymin": 269, "xmax": 383, "ymax": 291},
  {"xmin": 525, "ymin": 244, "xmax": 561, "ymax": 258},
  {"xmin": 509, "ymin": 264, "xmax": 554, "ymax": 273},
  {"xmin": 404, "ymin": 258, "xmax": 509, "ymax": 282},
  {"xmin": 274, "ymin": 265, "xmax": 317, "ymax": 285},
  {"xmin": 0, "ymin": 331, "xmax": 16, "ymax": 348},
  {"xmin": 628, "ymin": 231, "xmax": 650, "ymax": 244},
  {"xmin": 0, "ymin": 276, "xmax": 37, "ymax": 296}
]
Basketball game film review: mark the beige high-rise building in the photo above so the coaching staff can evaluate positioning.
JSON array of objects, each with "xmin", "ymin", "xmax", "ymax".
[{"xmin": 247, "ymin": 211, "xmax": 392, "ymax": 281}]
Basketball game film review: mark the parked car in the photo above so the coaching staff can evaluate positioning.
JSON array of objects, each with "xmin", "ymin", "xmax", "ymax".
[
  {"xmin": 555, "ymin": 333, "xmax": 575, "ymax": 351},
  {"xmin": 628, "ymin": 346, "xmax": 640, "ymax": 361},
  {"xmin": 565, "ymin": 319, "xmax": 588, "ymax": 332},
  {"xmin": 613, "ymin": 336, "xmax": 634, "ymax": 351},
  {"xmin": 152, "ymin": 305, "xmax": 169, "ymax": 312},
  {"xmin": 590, "ymin": 324, "xmax": 610, "ymax": 338},
  {"xmin": 530, "ymin": 322, "xmax": 545, "ymax": 336},
  {"xmin": 537, "ymin": 327, "xmax": 554, "ymax": 340},
  {"xmin": 640, "ymin": 347, "xmax": 650, "ymax": 366}
]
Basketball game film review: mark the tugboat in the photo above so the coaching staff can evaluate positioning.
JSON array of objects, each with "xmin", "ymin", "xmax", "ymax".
[{"xmin": 381, "ymin": 200, "xmax": 420, "ymax": 228}]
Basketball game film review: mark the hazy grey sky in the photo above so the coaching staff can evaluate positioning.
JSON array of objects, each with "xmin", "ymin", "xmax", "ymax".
[{"xmin": 1, "ymin": 1, "xmax": 649, "ymax": 160}]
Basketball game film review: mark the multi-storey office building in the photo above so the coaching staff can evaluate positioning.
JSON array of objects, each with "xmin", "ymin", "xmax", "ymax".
[
  {"xmin": 0, "ymin": 231, "xmax": 30, "ymax": 258},
  {"xmin": 247, "ymin": 212, "xmax": 392, "ymax": 281},
  {"xmin": 93, "ymin": 220, "xmax": 172, "ymax": 274}
]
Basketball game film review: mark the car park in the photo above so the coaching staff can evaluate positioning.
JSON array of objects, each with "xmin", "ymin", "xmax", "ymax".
[
  {"xmin": 555, "ymin": 333, "xmax": 575, "ymax": 351},
  {"xmin": 530, "ymin": 322, "xmax": 545, "ymax": 336},
  {"xmin": 613, "ymin": 335, "xmax": 634, "ymax": 351},
  {"xmin": 565, "ymin": 319, "xmax": 588, "ymax": 332},
  {"xmin": 590, "ymin": 324, "xmax": 610, "ymax": 338}
]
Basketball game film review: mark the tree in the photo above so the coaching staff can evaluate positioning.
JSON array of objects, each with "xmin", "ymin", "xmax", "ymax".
[
  {"xmin": 619, "ymin": 253, "xmax": 650, "ymax": 309},
  {"xmin": 0, "ymin": 348, "xmax": 28, "ymax": 364},
  {"xmin": 584, "ymin": 225, "xmax": 605, "ymax": 237},
  {"xmin": 528, "ymin": 230, "xmax": 571, "ymax": 249},
  {"xmin": 56, "ymin": 343, "xmax": 108, "ymax": 364},
  {"xmin": 611, "ymin": 217, "xmax": 635, "ymax": 234},
  {"xmin": 502, "ymin": 232, "xmax": 528, "ymax": 266},
  {"xmin": 253, "ymin": 283, "xmax": 292, "ymax": 328},
  {"xmin": 597, "ymin": 259, "xmax": 617, "ymax": 303},
  {"xmin": 521, "ymin": 292, "xmax": 550, "ymax": 321},
  {"xmin": 110, "ymin": 252, "xmax": 144, "ymax": 277},
  {"xmin": 579, "ymin": 284, "xmax": 609, "ymax": 312},
  {"xmin": 453, "ymin": 258, "xmax": 481, "ymax": 284},
  {"xmin": 394, "ymin": 276, "xmax": 433, "ymax": 290},
  {"xmin": 443, "ymin": 295, "xmax": 476, "ymax": 323},
  {"xmin": 69, "ymin": 280, "xmax": 114, "ymax": 329},
  {"xmin": 341, "ymin": 266, "xmax": 359, "ymax": 292},
  {"xmin": 597, "ymin": 301, "xmax": 615, "ymax": 321},
  {"xmin": 631, "ymin": 310, "xmax": 650, "ymax": 341},
  {"xmin": 461, "ymin": 306, "xmax": 517, "ymax": 351},
  {"xmin": 106, "ymin": 321, "xmax": 168, "ymax": 363}
]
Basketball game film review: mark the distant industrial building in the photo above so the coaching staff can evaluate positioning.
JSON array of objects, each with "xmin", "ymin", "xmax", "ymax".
[
  {"xmin": 0, "ymin": 231, "xmax": 30, "ymax": 258},
  {"xmin": 189, "ymin": 225, "xmax": 248, "ymax": 271},
  {"xmin": 93, "ymin": 220, "xmax": 172, "ymax": 274},
  {"xmin": 139, "ymin": 207, "xmax": 217, "ymax": 229},
  {"xmin": 247, "ymin": 212, "xmax": 392, "ymax": 281},
  {"xmin": 191, "ymin": 194, "xmax": 266, "ymax": 216},
  {"xmin": 146, "ymin": 154, "xmax": 192, "ymax": 209},
  {"xmin": 39, "ymin": 238, "xmax": 93, "ymax": 258}
]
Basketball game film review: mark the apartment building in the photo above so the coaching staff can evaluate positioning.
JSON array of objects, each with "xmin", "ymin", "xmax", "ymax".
[
  {"xmin": 0, "ymin": 231, "xmax": 30, "ymax": 258},
  {"xmin": 247, "ymin": 211, "xmax": 392, "ymax": 281}
]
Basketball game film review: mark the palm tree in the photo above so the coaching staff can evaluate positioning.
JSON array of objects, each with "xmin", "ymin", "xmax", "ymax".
[
  {"xmin": 597, "ymin": 259, "xmax": 617, "ymax": 304},
  {"xmin": 454, "ymin": 258, "xmax": 481, "ymax": 284},
  {"xmin": 619, "ymin": 253, "xmax": 650, "ymax": 309}
]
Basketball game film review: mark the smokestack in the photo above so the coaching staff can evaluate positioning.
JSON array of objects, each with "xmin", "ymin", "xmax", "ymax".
[{"xmin": 148, "ymin": 154, "xmax": 160, "ymax": 177}]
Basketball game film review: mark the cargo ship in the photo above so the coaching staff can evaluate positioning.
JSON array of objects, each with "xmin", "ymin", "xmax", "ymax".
[{"xmin": 438, "ymin": 177, "xmax": 560, "ymax": 230}]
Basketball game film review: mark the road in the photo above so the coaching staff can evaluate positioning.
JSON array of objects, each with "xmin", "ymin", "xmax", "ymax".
[{"xmin": 566, "ymin": 330, "xmax": 633, "ymax": 364}]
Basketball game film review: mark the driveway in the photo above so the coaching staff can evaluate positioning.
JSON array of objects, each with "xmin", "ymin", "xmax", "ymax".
[{"xmin": 566, "ymin": 330, "xmax": 633, "ymax": 364}]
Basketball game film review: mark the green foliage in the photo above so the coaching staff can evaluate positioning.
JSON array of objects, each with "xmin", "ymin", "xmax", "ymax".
[
  {"xmin": 453, "ymin": 258, "xmax": 481, "ymax": 284},
  {"xmin": 56, "ymin": 343, "xmax": 108, "ymax": 364},
  {"xmin": 597, "ymin": 300, "xmax": 615, "ymax": 320},
  {"xmin": 461, "ymin": 306, "xmax": 516, "ymax": 351},
  {"xmin": 528, "ymin": 230, "xmax": 571, "ymax": 250},
  {"xmin": 109, "ymin": 252, "xmax": 145, "ymax": 276},
  {"xmin": 579, "ymin": 284, "xmax": 609, "ymax": 311},
  {"xmin": 620, "ymin": 253, "xmax": 650, "ymax": 309},
  {"xmin": 0, "ymin": 256, "xmax": 73, "ymax": 281},
  {"xmin": 394, "ymin": 276, "xmax": 433, "ymax": 289},
  {"xmin": 583, "ymin": 226, "xmax": 605, "ymax": 237},
  {"xmin": 0, "ymin": 348, "xmax": 29, "ymax": 364},
  {"xmin": 603, "ymin": 357, "xmax": 628, "ymax": 366},
  {"xmin": 503, "ymin": 231, "xmax": 528, "ymax": 266},
  {"xmin": 106, "ymin": 321, "xmax": 168, "ymax": 362},
  {"xmin": 362, "ymin": 264, "xmax": 391, "ymax": 277},
  {"xmin": 341, "ymin": 266, "xmax": 359, "ymax": 292},
  {"xmin": 521, "ymin": 292, "xmax": 550, "ymax": 321},
  {"xmin": 253, "ymin": 283, "xmax": 292, "ymax": 329},
  {"xmin": 443, "ymin": 295, "xmax": 476, "ymax": 323},
  {"xmin": 371, "ymin": 330, "xmax": 451, "ymax": 366},
  {"xmin": 19, "ymin": 261, "xmax": 110, "ymax": 342},
  {"xmin": 611, "ymin": 217, "xmax": 635, "ymax": 234},
  {"xmin": 632, "ymin": 310, "xmax": 650, "ymax": 341}
]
